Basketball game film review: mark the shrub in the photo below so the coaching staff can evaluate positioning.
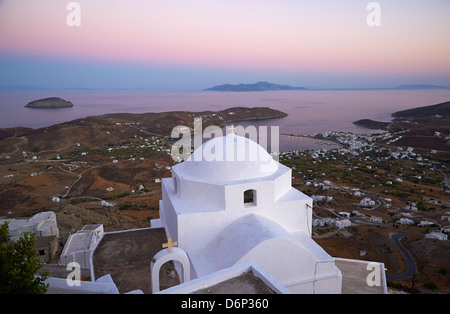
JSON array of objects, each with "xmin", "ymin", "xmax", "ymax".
[{"xmin": 0, "ymin": 222, "xmax": 48, "ymax": 294}]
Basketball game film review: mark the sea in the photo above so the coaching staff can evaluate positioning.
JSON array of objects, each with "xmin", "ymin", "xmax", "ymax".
[{"xmin": 1, "ymin": 89, "xmax": 449, "ymax": 151}]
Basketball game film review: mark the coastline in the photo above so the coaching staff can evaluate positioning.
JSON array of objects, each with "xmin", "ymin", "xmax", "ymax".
[{"xmin": 0, "ymin": 107, "xmax": 288, "ymax": 154}]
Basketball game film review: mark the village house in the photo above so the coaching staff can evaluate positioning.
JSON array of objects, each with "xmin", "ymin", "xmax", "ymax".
[
  {"xmin": 418, "ymin": 221, "xmax": 435, "ymax": 227},
  {"xmin": 0, "ymin": 212, "xmax": 59, "ymax": 263},
  {"xmin": 398, "ymin": 218, "xmax": 415, "ymax": 225},
  {"xmin": 425, "ymin": 232, "xmax": 448, "ymax": 241},
  {"xmin": 369, "ymin": 216, "xmax": 383, "ymax": 224},
  {"xmin": 335, "ymin": 219, "xmax": 351, "ymax": 229},
  {"xmin": 404, "ymin": 202, "xmax": 418, "ymax": 211},
  {"xmin": 311, "ymin": 195, "xmax": 333, "ymax": 203},
  {"xmin": 313, "ymin": 218, "xmax": 335, "ymax": 227},
  {"xmin": 359, "ymin": 197, "xmax": 376, "ymax": 207}
]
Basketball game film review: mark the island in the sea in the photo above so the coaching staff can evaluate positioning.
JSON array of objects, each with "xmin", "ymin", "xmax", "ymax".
[
  {"xmin": 205, "ymin": 81, "xmax": 306, "ymax": 92},
  {"xmin": 25, "ymin": 97, "xmax": 73, "ymax": 109}
]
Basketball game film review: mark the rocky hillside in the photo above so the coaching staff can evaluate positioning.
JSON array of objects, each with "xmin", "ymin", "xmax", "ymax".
[{"xmin": 1, "ymin": 107, "xmax": 287, "ymax": 154}]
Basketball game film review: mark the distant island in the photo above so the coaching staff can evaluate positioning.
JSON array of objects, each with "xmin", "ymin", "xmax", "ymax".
[
  {"xmin": 395, "ymin": 84, "xmax": 449, "ymax": 90},
  {"xmin": 205, "ymin": 81, "xmax": 306, "ymax": 92},
  {"xmin": 25, "ymin": 97, "xmax": 73, "ymax": 109}
]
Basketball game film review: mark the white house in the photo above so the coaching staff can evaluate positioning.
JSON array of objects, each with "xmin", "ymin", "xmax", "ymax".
[
  {"xmin": 0, "ymin": 211, "xmax": 59, "ymax": 241},
  {"xmin": 369, "ymin": 216, "xmax": 383, "ymax": 224},
  {"xmin": 313, "ymin": 219, "xmax": 325, "ymax": 227},
  {"xmin": 418, "ymin": 221, "xmax": 435, "ymax": 227},
  {"xmin": 100, "ymin": 200, "xmax": 114, "ymax": 207},
  {"xmin": 335, "ymin": 219, "xmax": 351, "ymax": 229},
  {"xmin": 425, "ymin": 232, "xmax": 448, "ymax": 241},
  {"xmin": 398, "ymin": 218, "xmax": 414, "ymax": 225},
  {"xmin": 313, "ymin": 218, "xmax": 335, "ymax": 227},
  {"xmin": 312, "ymin": 195, "xmax": 333, "ymax": 203},
  {"xmin": 359, "ymin": 198, "xmax": 375, "ymax": 207},
  {"xmin": 404, "ymin": 202, "xmax": 418, "ymax": 211},
  {"xmin": 51, "ymin": 196, "xmax": 61, "ymax": 203}
]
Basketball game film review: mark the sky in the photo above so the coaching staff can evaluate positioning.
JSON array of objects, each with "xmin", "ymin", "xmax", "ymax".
[{"xmin": 0, "ymin": 0, "xmax": 449, "ymax": 90}]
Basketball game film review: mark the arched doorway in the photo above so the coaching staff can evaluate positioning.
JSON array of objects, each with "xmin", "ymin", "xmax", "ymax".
[{"xmin": 150, "ymin": 247, "xmax": 190, "ymax": 293}]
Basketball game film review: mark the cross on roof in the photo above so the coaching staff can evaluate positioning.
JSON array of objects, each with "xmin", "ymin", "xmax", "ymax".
[
  {"xmin": 162, "ymin": 237, "xmax": 177, "ymax": 252},
  {"xmin": 228, "ymin": 124, "xmax": 236, "ymax": 134}
]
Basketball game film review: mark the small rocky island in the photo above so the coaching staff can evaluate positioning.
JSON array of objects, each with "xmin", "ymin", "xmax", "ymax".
[{"xmin": 25, "ymin": 97, "xmax": 73, "ymax": 109}]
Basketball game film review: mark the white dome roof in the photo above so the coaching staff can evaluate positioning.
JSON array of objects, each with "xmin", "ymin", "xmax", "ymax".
[{"xmin": 173, "ymin": 133, "xmax": 279, "ymax": 182}]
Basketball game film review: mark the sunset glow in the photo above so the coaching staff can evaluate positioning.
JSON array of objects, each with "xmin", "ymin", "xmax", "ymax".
[{"xmin": 1, "ymin": 0, "xmax": 449, "ymax": 89}]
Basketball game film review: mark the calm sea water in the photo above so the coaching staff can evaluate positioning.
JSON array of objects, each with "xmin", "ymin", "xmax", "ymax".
[{"xmin": 1, "ymin": 89, "xmax": 449, "ymax": 151}]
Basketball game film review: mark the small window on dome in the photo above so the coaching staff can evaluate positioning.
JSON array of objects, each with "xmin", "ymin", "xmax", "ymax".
[{"xmin": 244, "ymin": 189, "xmax": 256, "ymax": 206}]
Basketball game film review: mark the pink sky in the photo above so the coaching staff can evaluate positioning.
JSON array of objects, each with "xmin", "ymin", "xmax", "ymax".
[{"xmin": 0, "ymin": 0, "xmax": 449, "ymax": 89}]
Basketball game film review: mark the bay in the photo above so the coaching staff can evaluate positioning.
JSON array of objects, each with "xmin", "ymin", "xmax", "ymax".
[{"xmin": 1, "ymin": 89, "xmax": 449, "ymax": 151}]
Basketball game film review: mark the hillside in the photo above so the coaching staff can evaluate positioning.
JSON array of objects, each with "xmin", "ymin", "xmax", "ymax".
[
  {"xmin": 0, "ymin": 107, "xmax": 287, "ymax": 154},
  {"xmin": 392, "ymin": 101, "xmax": 450, "ymax": 118},
  {"xmin": 354, "ymin": 100, "xmax": 450, "ymax": 159},
  {"xmin": 353, "ymin": 119, "xmax": 390, "ymax": 130}
]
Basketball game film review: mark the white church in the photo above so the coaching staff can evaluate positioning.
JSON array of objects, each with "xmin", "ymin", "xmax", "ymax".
[
  {"xmin": 152, "ymin": 132, "xmax": 339, "ymax": 293},
  {"xmin": 47, "ymin": 131, "xmax": 387, "ymax": 294},
  {"xmin": 150, "ymin": 132, "xmax": 387, "ymax": 294}
]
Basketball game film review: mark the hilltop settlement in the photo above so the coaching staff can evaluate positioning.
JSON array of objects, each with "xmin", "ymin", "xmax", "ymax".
[{"xmin": 0, "ymin": 102, "xmax": 449, "ymax": 293}]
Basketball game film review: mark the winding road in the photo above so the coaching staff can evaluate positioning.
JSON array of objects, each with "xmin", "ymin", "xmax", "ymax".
[
  {"xmin": 0, "ymin": 136, "xmax": 27, "ymax": 158},
  {"xmin": 386, "ymin": 233, "xmax": 417, "ymax": 281}
]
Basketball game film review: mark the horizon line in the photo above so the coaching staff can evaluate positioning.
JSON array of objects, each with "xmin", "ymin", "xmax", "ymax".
[{"xmin": 1, "ymin": 84, "xmax": 449, "ymax": 92}]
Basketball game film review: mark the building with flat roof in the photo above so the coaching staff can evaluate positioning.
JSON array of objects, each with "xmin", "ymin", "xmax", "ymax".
[
  {"xmin": 60, "ymin": 224, "xmax": 104, "ymax": 269},
  {"xmin": 0, "ymin": 211, "xmax": 59, "ymax": 241},
  {"xmin": 1, "ymin": 211, "xmax": 60, "ymax": 263}
]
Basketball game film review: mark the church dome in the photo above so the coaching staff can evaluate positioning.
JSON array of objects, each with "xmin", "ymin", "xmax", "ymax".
[{"xmin": 173, "ymin": 133, "xmax": 279, "ymax": 182}]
